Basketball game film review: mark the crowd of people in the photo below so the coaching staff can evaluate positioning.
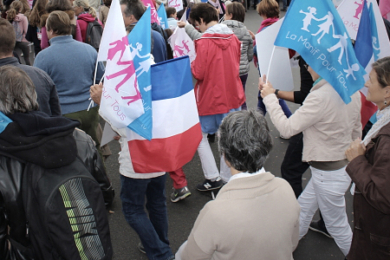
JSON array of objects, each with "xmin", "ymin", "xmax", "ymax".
[{"xmin": 0, "ymin": 0, "xmax": 390, "ymax": 259}]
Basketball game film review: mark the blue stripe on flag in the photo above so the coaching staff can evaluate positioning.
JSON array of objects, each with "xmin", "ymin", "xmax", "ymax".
[
  {"xmin": 151, "ymin": 56, "xmax": 194, "ymax": 101},
  {"xmin": 355, "ymin": 0, "xmax": 373, "ymax": 68}
]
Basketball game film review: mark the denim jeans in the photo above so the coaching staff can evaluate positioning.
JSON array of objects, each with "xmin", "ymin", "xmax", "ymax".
[{"xmin": 120, "ymin": 174, "xmax": 173, "ymax": 260}]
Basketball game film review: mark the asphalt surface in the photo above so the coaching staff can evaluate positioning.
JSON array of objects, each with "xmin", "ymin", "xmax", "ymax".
[{"xmin": 102, "ymin": 8, "xmax": 352, "ymax": 260}]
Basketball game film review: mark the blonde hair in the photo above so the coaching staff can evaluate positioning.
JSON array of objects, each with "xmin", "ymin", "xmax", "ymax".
[{"xmin": 73, "ymin": 0, "xmax": 96, "ymax": 17}]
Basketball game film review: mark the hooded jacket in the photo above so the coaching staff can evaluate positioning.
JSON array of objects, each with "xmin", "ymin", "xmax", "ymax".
[
  {"xmin": 77, "ymin": 13, "xmax": 103, "ymax": 43},
  {"xmin": 0, "ymin": 111, "xmax": 114, "ymax": 260},
  {"xmin": 191, "ymin": 24, "xmax": 245, "ymax": 116},
  {"xmin": 222, "ymin": 20, "xmax": 253, "ymax": 76}
]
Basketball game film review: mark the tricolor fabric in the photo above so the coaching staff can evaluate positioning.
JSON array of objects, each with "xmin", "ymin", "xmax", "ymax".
[
  {"xmin": 275, "ymin": 0, "xmax": 366, "ymax": 104},
  {"xmin": 169, "ymin": 26, "xmax": 196, "ymax": 63},
  {"xmin": 355, "ymin": 0, "xmax": 377, "ymax": 127},
  {"xmin": 140, "ymin": 0, "xmax": 160, "ymax": 24},
  {"xmin": 168, "ymin": 0, "xmax": 183, "ymax": 12},
  {"xmin": 127, "ymin": 8, "xmax": 153, "ymax": 140},
  {"xmin": 127, "ymin": 56, "xmax": 202, "ymax": 173},
  {"xmin": 97, "ymin": 0, "xmax": 144, "ymax": 129},
  {"xmin": 157, "ymin": 4, "xmax": 169, "ymax": 29}
]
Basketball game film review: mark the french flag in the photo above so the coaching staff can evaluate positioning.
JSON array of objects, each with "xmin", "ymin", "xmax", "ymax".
[
  {"xmin": 354, "ymin": 0, "xmax": 377, "ymax": 128},
  {"xmin": 127, "ymin": 56, "xmax": 202, "ymax": 173}
]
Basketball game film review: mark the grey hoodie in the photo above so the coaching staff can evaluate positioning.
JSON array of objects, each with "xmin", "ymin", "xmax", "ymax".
[{"xmin": 222, "ymin": 20, "xmax": 253, "ymax": 76}]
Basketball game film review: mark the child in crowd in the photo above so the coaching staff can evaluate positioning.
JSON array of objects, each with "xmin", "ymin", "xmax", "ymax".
[{"xmin": 166, "ymin": 6, "xmax": 177, "ymax": 30}]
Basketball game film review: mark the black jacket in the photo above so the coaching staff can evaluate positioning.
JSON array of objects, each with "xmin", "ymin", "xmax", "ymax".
[
  {"xmin": 0, "ymin": 111, "xmax": 114, "ymax": 260},
  {"xmin": 0, "ymin": 57, "xmax": 61, "ymax": 117}
]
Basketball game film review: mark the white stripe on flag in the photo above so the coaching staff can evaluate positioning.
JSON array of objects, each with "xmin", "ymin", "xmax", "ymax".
[{"xmin": 127, "ymin": 89, "xmax": 199, "ymax": 140}]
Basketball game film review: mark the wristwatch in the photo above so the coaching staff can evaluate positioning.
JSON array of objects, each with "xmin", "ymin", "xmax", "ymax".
[{"xmin": 274, "ymin": 89, "xmax": 280, "ymax": 98}]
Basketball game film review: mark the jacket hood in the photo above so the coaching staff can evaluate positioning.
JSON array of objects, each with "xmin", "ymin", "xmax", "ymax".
[
  {"xmin": 222, "ymin": 20, "xmax": 248, "ymax": 40},
  {"xmin": 0, "ymin": 111, "xmax": 80, "ymax": 169},
  {"xmin": 77, "ymin": 13, "xmax": 96, "ymax": 23},
  {"xmin": 204, "ymin": 23, "xmax": 232, "ymax": 35},
  {"xmin": 200, "ymin": 24, "xmax": 235, "ymax": 50}
]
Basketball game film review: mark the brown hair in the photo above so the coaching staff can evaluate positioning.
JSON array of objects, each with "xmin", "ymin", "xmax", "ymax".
[
  {"xmin": 0, "ymin": 66, "xmax": 39, "ymax": 114},
  {"xmin": 372, "ymin": 57, "xmax": 390, "ymax": 88},
  {"xmin": 189, "ymin": 3, "xmax": 218, "ymax": 25},
  {"xmin": 46, "ymin": 10, "xmax": 71, "ymax": 35},
  {"xmin": 45, "ymin": 0, "xmax": 73, "ymax": 14},
  {"xmin": 256, "ymin": 0, "xmax": 279, "ymax": 19},
  {"xmin": 0, "ymin": 18, "xmax": 16, "ymax": 56},
  {"xmin": 7, "ymin": 1, "xmax": 23, "ymax": 22},
  {"xmin": 19, "ymin": 0, "xmax": 31, "ymax": 15},
  {"xmin": 103, "ymin": 0, "xmax": 112, "ymax": 7},
  {"xmin": 226, "ymin": 2, "xmax": 245, "ymax": 23},
  {"xmin": 166, "ymin": 7, "xmax": 176, "ymax": 18},
  {"xmin": 29, "ymin": 0, "xmax": 48, "ymax": 27}
]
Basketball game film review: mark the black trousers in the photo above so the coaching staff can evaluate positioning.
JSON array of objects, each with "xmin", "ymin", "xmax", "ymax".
[{"xmin": 281, "ymin": 132, "xmax": 309, "ymax": 198}]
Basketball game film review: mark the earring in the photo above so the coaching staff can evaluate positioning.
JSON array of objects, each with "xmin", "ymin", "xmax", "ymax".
[{"xmin": 385, "ymin": 100, "xmax": 388, "ymax": 105}]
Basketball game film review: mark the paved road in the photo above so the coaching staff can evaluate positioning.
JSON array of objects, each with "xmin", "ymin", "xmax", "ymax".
[{"xmin": 104, "ymin": 8, "xmax": 352, "ymax": 260}]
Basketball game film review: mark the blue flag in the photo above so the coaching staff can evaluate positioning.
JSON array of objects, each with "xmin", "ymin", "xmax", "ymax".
[
  {"xmin": 157, "ymin": 4, "xmax": 169, "ymax": 29},
  {"xmin": 355, "ymin": 0, "xmax": 373, "ymax": 68},
  {"xmin": 275, "ymin": 0, "xmax": 366, "ymax": 104},
  {"xmin": 0, "ymin": 112, "xmax": 12, "ymax": 134},
  {"xmin": 369, "ymin": 3, "xmax": 380, "ymax": 61},
  {"xmin": 127, "ymin": 7, "xmax": 153, "ymax": 140}
]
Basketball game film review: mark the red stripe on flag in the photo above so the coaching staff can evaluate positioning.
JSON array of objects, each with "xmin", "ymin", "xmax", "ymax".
[
  {"xmin": 128, "ymin": 123, "xmax": 202, "ymax": 173},
  {"xmin": 360, "ymin": 91, "xmax": 377, "ymax": 128}
]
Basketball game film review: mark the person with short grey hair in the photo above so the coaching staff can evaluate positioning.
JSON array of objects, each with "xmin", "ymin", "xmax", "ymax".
[
  {"xmin": 176, "ymin": 110, "xmax": 300, "ymax": 260},
  {"xmin": 219, "ymin": 110, "xmax": 272, "ymax": 173}
]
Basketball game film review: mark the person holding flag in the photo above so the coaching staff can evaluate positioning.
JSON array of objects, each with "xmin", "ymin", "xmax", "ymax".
[{"xmin": 259, "ymin": 64, "xmax": 361, "ymax": 255}]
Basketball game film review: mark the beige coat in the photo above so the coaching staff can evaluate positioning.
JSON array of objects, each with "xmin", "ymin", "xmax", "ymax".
[
  {"xmin": 263, "ymin": 79, "xmax": 361, "ymax": 162},
  {"xmin": 180, "ymin": 173, "xmax": 300, "ymax": 260}
]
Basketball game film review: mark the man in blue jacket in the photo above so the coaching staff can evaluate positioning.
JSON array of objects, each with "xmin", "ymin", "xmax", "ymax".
[{"xmin": 34, "ymin": 11, "xmax": 104, "ymax": 149}]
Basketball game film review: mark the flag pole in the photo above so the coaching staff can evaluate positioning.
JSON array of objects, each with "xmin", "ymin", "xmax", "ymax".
[
  {"xmin": 93, "ymin": 56, "xmax": 99, "ymax": 85},
  {"xmin": 266, "ymin": 46, "xmax": 276, "ymax": 84}
]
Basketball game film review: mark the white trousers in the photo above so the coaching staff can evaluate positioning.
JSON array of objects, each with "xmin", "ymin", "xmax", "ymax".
[
  {"xmin": 197, "ymin": 132, "xmax": 231, "ymax": 182},
  {"xmin": 298, "ymin": 166, "xmax": 352, "ymax": 256}
]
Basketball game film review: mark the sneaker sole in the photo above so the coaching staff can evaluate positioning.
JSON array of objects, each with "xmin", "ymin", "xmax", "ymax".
[
  {"xmin": 196, "ymin": 186, "xmax": 222, "ymax": 192},
  {"xmin": 309, "ymin": 226, "xmax": 333, "ymax": 239},
  {"xmin": 170, "ymin": 192, "xmax": 191, "ymax": 203}
]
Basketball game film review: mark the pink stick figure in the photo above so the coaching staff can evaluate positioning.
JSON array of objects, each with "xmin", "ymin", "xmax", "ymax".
[{"xmin": 121, "ymin": 80, "xmax": 142, "ymax": 105}]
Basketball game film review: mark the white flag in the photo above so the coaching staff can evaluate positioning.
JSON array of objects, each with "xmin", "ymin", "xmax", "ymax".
[
  {"xmin": 169, "ymin": 26, "xmax": 196, "ymax": 63},
  {"xmin": 168, "ymin": 0, "xmax": 183, "ymax": 12},
  {"xmin": 256, "ymin": 18, "xmax": 294, "ymax": 91},
  {"xmin": 96, "ymin": 0, "xmax": 144, "ymax": 129}
]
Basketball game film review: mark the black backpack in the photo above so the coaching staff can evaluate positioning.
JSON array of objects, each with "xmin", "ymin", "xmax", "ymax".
[
  {"xmin": 21, "ymin": 157, "xmax": 113, "ymax": 260},
  {"xmin": 86, "ymin": 19, "xmax": 103, "ymax": 51}
]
